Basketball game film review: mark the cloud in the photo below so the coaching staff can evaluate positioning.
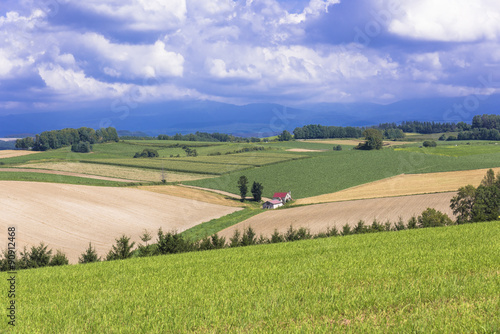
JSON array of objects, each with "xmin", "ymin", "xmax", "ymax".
[
  {"xmin": 71, "ymin": 0, "xmax": 187, "ymax": 31},
  {"xmin": 280, "ymin": 0, "xmax": 340, "ymax": 24},
  {"xmin": 378, "ymin": 0, "xmax": 500, "ymax": 42},
  {"xmin": 78, "ymin": 33, "xmax": 185, "ymax": 79}
]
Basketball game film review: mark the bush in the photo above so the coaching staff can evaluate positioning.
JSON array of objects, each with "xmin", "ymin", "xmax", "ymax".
[
  {"xmin": 49, "ymin": 250, "xmax": 69, "ymax": 266},
  {"xmin": 79, "ymin": 243, "xmax": 101, "ymax": 263},
  {"xmin": 71, "ymin": 141, "xmax": 92, "ymax": 153},
  {"xmin": 446, "ymin": 135, "xmax": 457, "ymax": 141},
  {"xmin": 417, "ymin": 208, "xmax": 454, "ymax": 228},
  {"xmin": 134, "ymin": 148, "xmax": 159, "ymax": 158},
  {"xmin": 423, "ymin": 140, "xmax": 437, "ymax": 147},
  {"xmin": 438, "ymin": 134, "xmax": 447, "ymax": 141},
  {"xmin": 333, "ymin": 145, "xmax": 342, "ymax": 151}
]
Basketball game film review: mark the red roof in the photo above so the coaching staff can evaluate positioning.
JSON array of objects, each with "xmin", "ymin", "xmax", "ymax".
[{"xmin": 273, "ymin": 192, "xmax": 289, "ymax": 198}]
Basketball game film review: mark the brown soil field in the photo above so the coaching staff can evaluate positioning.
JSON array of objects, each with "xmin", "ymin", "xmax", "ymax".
[
  {"xmin": 18, "ymin": 162, "xmax": 214, "ymax": 182},
  {"xmin": 0, "ymin": 150, "xmax": 40, "ymax": 158},
  {"xmin": 302, "ymin": 139, "xmax": 413, "ymax": 147},
  {"xmin": 138, "ymin": 185, "xmax": 245, "ymax": 207},
  {"xmin": 286, "ymin": 148, "xmax": 326, "ymax": 152},
  {"xmin": 180, "ymin": 184, "xmax": 272, "ymax": 202},
  {"xmin": 296, "ymin": 167, "xmax": 500, "ymax": 205},
  {"xmin": 218, "ymin": 192, "xmax": 456, "ymax": 239},
  {"xmin": 0, "ymin": 168, "xmax": 138, "ymax": 182},
  {"xmin": 0, "ymin": 181, "xmax": 241, "ymax": 263}
]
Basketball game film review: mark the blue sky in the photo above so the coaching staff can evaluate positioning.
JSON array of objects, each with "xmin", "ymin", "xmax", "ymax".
[{"xmin": 1, "ymin": 0, "xmax": 500, "ymax": 115}]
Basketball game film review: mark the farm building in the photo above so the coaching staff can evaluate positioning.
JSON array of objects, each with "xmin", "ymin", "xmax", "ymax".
[
  {"xmin": 273, "ymin": 191, "xmax": 292, "ymax": 203},
  {"xmin": 262, "ymin": 200, "xmax": 283, "ymax": 209}
]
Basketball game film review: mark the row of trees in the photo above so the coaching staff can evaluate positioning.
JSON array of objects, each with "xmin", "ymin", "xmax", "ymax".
[
  {"xmin": 237, "ymin": 176, "xmax": 264, "ymax": 202},
  {"xmin": 15, "ymin": 127, "xmax": 119, "ymax": 151},
  {"xmin": 158, "ymin": 132, "xmax": 261, "ymax": 143},
  {"xmin": 133, "ymin": 148, "xmax": 159, "ymax": 158},
  {"xmin": 293, "ymin": 124, "xmax": 364, "ymax": 139}
]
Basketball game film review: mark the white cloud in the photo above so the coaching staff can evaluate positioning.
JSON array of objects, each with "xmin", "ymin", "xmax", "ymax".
[
  {"xmin": 280, "ymin": 0, "xmax": 340, "ymax": 24},
  {"xmin": 72, "ymin": 0, "xmax": 187, "ymax": 31},
  {"xmin": 379, "ymin": 0, "xmax": 500, "ymax": 42},
  {"xmin": 79, "ymin": 33, "xmax": 184, "ymax": 79}
]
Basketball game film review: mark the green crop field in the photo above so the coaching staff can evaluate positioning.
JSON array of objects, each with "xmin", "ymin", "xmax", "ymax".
[
  {"xmin": 396, "ymin": 142, "xmax": 500, "ymax": 157},
  {"xmin": 2, "ymin": 222, "xmax": 498, "ymax": 333},
  {"xmin": 187, "ymin": 145, "xmax": 500, "ymax": 198}
]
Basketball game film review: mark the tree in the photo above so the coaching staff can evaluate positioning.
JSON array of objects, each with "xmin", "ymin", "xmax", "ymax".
[
  {"xmin": 106, "ymin": 235, "xmax": 136, "ymax": 261},
  {"xmin": 49, "ymin": 250, "xmax": 69, "ymax": 266},
  {"xmin": 333, "ymin": 145, "xmax": 342, "ymax": 151},
  {"xmin": 356, "ymin": 129, "xmax": 383, "ymax": 150},
  {"xmin": 237, "ymin": 176, "xmax": 248, "ymax": 202},
  {"xmin": 251, "ymin": 181, "xmax": 264, "ymax": 202},
  {"xmin": 278, "ymin": 130, "xmax": 292, "ymax": 141},
  {"xmin": 25, "ymin": 243, "xmax": 52, "ymax": 268},
  {"xmin": 450, "ymin": 185, "xmax": 476, "ymax": 223},
  {"xmin": 417, "ymin": 208, "xmax": 454, "ymax": 228},
  {"xmin": 79, "ymin": 243, "xmax": 101, "ymax": 264},
  {"xmin": 471, "ymin": 185, "xmax": 500, "ymax": 222},
  {"xmin": 481, "ymin": 168, "xmax": 495, "ymax": 187},
  {"xmin": 71, "ymin": 141, "xmax": 92, "ymax": 153}
]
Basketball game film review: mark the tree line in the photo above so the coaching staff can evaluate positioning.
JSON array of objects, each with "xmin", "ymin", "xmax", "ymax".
[
  {"xmin": 15, "ymin": 127, "xmax": 119, "ymax": 151},
  {"xmin": 158, "ymin": 131, "xmax": 261, "ymax": 143}
]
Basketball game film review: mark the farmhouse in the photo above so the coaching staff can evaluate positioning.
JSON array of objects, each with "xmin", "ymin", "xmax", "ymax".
[
  {"xmin": 262, "ymin": 200, "xmax": 283, "ymax": 209},
  {"xmin": 273, "ymin": 191, "xmax": 292, "ymax": 203}
]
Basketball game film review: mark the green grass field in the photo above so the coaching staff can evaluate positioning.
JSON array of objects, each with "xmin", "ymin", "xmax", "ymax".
[
  {"xmin": 396, "ymin": 142, "xmax": 500, "ymax": 156},
  {"xmin": 2, "ymin": 222, "xmax": 498, "ymax": 333}
]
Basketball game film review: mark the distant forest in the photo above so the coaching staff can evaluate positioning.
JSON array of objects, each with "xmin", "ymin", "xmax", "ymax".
[
  {"xmin": 294, "ymin": 114, "xmax": 500, "ymax": 141},
  {"xmin": 15, "ymin": 127, "xmax": 119, "ymax": 151}
]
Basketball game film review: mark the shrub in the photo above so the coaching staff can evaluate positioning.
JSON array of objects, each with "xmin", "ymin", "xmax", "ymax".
[
  {"xmin": 71, "ymin": 141, "xmax": 92, "ymax": 153},
  {"xmin": 423, "ymin": 140, "xmax": 437, "ymax": 147},
  {"xmin": 49, "ymin": 250, "xmax": 69, "ymax": 266},
  {"xmin": 446, "ymin": 135, "xmax": 457, "ymax": 141},
  {"xmin": 79, "ymin": 243, "xmax": 101, "ymax": 263},
  {"xmin": 134, "ymin": 148, "xmax": 159, "ymax": 158},
  {"xmin": 106, "ymin": 235, "xmax": 136, "ymax": 260},
  {"xmin": 417, "ymin": 208, "xmax": 454, "ymax": 228}
]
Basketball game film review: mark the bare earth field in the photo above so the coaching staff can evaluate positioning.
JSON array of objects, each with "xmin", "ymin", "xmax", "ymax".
[
  {"xmin": 0, "ymin": 181, "xmax": 241, "ymax": 263},
  {"xmin": 18, "ymin": 162, "xmax": 214, "ymax": 182},
  {"xmin": 218, "ymin": 192, "xmax": 456, "ymax": 239},
  {"xmin": 303, "ymin": 139, "xmax": 413, "ymax": 147},
  {"xmin": 296, "ymin": 167, "xmax": 500, "ymax": 205},
  {"xmin": 138, "ymin": 185, "xmax": 244, "ymax": 207},
  {"xmin": 0, "ymin": 168, "xmax": 138, "ymax": 182},
  {"xmin": 0, "ymin": 150, "xmax": 40, "ymax": 158}
]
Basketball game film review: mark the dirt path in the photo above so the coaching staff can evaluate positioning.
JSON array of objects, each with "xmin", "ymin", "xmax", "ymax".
[
  {"xmin": 0, "ymin": 181, "xmax": 241, "ymax": 263},
  {"xmin": 180, "ymin": 184, "xmax": 272, "ymax": 202},
  {"xmin": 0, "ymin": 168, "xmax": 139, "ymax": 183},
  {"xmin": 218, "ymin": 192, "xmax": 456, "ymax": 239}
]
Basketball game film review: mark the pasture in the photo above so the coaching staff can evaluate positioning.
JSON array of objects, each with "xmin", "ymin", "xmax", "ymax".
[
  {"xmin": 218, "ymin": 192, "xmax": 456, "ymax": 239},
  {"xmin": 0, "ymin": 181, "xmax": 241, "ymax": 263},
  {"xmin": 2, "ymin": 221, "xmax": 498, "ymax": 332}
]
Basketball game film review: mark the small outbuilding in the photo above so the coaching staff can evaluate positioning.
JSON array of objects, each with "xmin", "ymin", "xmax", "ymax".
[
  {"xmin": 273, "ymin": 191, "xmax": 292, "ymax": 204},
  {"xmin": 262, "ymin": 200, "xmax": 283, "ymax": 210}
]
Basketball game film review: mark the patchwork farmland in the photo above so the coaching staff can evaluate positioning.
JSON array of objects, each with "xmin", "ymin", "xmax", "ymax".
[{"xmin": 0, "ymin": 181, "xmax": 241, "ymax": 263}]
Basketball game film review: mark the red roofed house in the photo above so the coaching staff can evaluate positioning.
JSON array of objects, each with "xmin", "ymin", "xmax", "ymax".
[
  {"xmin": 273, "ymin": 191, "xmax": 292, "ymax": 204},
  {"xmin": 262, "ymin": 200, "xmax": 283, "ymax": 209}
]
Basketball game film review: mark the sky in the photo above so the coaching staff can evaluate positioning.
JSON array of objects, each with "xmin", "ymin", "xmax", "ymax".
[{"xmin": 1, "ymin": 0, "xmax": 500, "ymax": 115}]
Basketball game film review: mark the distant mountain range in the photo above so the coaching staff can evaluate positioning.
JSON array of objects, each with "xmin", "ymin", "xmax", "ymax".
[{"xmin": 1, "ymin": 95, "xmax": 499, "ymax": 137}]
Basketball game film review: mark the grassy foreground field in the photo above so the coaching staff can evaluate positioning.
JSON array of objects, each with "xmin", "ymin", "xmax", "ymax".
[{"xmin": 3, "ymin": 222, "xmax": 498, "ymax": 332}]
